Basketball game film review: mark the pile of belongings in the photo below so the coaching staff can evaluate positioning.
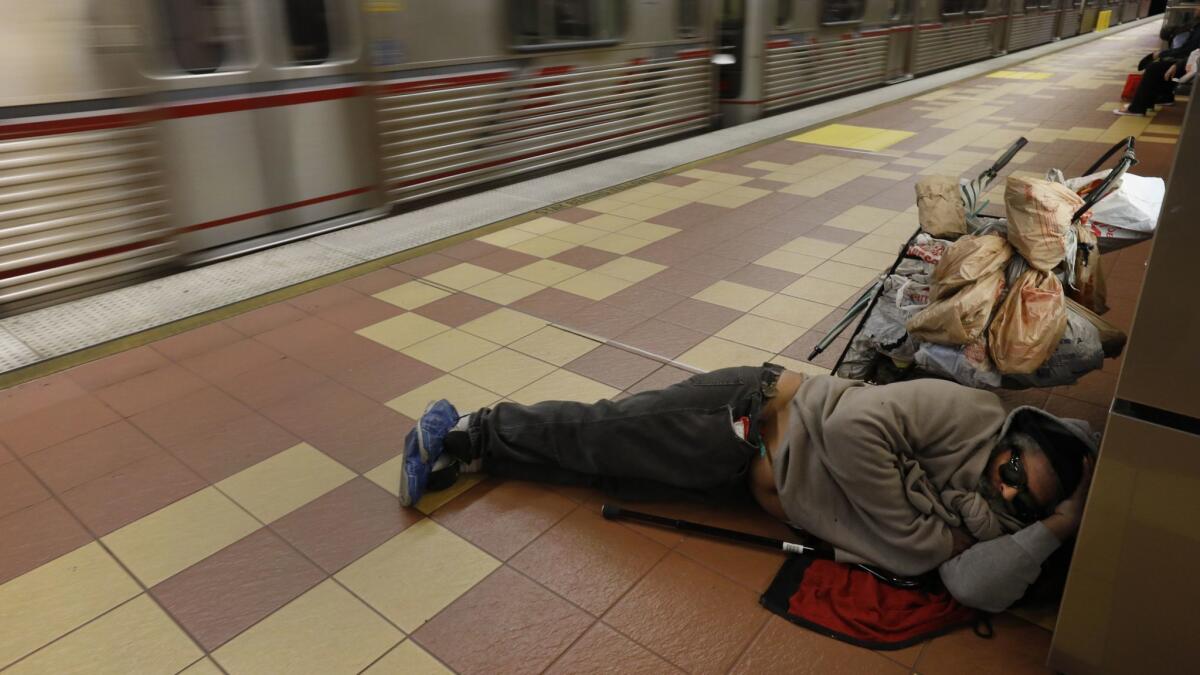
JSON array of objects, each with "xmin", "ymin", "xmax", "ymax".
[{"xmin": 839, "ymin": 170, "xmax": 1152, "ymax": 389}]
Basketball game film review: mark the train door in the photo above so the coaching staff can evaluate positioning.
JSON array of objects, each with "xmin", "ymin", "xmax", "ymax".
[
  {"xmin": 913, "ymin": 0, "xmax": 996, "ymax": 75},
  {"xmin": 1008, "ymin": 0, "xmax": 1061, "ymax": 53},
  {"xmin": 1080, "ymin": 0, "xmax": 1101, "ymax": 31},
  {"xmin": 882, "ymin": 0, "xmax": 919, "ymax": 80},
  {"xmin": 717, "ymin": 0, "xmax": 765, "ymax": 125},
  {"xmin": 1060, "ymin": 0, "xmax": 1085, "ymax": 38}
]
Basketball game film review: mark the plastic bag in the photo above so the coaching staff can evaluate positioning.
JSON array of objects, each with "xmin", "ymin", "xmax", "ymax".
[
  {"xmin": 906, "ymin": 271, "xmax": 1005, "ymax": 346},
  {"xmin": 1005, "ymin": 176, "xmax": 1084, "ymax": 272},
  {"xmin": 915, "ymin": 339, "xmax": 1001, "ymax": 389},
  {"xmin": 988, "ymin": 269, "xmax": 1068, "ymax": 374},
  {"xmin": 906, "ymin": 234, "xmax": 952, "ymax": 265},
  {"xmin": 930, "ymin": 233, "xmax": 1013, "ymax": 301},
  {"xmin": 1065, "ymin": 297, "xmax": 1126, "ymax": 358},
  {"xmin": 916, "ymin": 176, "xmax": 968, "ymax": 238},
  {"xmin": 1065, "ymin": 221, "xmax": 1108, "ymax": 314},
  {"xmin": 1003, "ymin": 309, "xmax": 1103, "ymax": 388},
  {"xmin": 1066, "ymin": 171, "xmax": 1164, "ymax": 234}
]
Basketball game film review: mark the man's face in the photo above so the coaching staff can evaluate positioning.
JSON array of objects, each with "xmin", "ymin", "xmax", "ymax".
[{"xmin": 983, "ymin": 444, "xmax": 1062, "ymax": 520}]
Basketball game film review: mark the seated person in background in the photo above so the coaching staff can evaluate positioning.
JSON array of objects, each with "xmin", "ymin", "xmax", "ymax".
[
  {"xmin": 1116, "ymin": 27, "xmax": 1200, "ymax": 116},
  {"xmin": 401, "ymin": 365, "xmax": 1095, "ymax": 612}
]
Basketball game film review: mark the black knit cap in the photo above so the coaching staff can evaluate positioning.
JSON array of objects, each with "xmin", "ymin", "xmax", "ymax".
[{"xmin": 1017, "ymin": 416, "xmax": 1088, "ymax": 499}]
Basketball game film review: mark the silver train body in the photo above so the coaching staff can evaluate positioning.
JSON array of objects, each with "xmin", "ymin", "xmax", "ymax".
[{"xmin": 0, "ymin": 0, "xmax": 1152, "ymax": 314}]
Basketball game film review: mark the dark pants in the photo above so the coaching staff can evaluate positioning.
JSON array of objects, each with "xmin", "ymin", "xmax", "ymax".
[
  {"xmin": 1129, "ymin": 60, "xmax": 1178, "ymax": 113},
  {"xmin": 466, "ymin": 365, "xmax": 782, "ymax": 501}
]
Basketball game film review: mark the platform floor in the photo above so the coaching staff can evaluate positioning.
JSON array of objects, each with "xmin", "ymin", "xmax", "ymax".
[{"xmin": 0, "ymin": 22, "xmax": 1182, "ymax": 675}]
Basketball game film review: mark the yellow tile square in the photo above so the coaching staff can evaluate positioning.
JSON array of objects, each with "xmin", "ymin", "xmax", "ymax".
[
  {"xmin": 357, "ymin": 313, "xmax": 450, "ymax": 351},
  {"xmin": 453, "ymin": 348, "xmax": 557, "ymax": 396},
  {"xmin": 769, "ymin": 355, "xmax": 831, "ymax": 376},
  {"xmin": 510, "ymin": 370, "xmax": 619, "ymax": 405},
  {"xmin": 749, "ymin": 294, "xmax": 834, "ymax": 328},
  {"xmin": 833, "ymin": 247, "xmax": 898, "ymax": 270},
  {"xmin": 372, "ymin": 281, "xmax": 450, "ymax": 310},
  {"xmin": 808, "ymin": 260, "xmax": 880, "ymax": 287},
  {"xmin": 853, "ymin": 233, "xmax": 909, "ymax": 254},
  {"xmin": 508, "ymin": 235, "xmax": 577, "ymax": 258},
  {"xmin": 402, "ymin": 329, "xmax": 500, "ymax": 371},
  {"xmin": 578, "ymin": 213, "xmax": 638, "ymax": 232},
  {"xmin": 510, "ymin": 259, "xmax": 585, "ymax": 286},
  {"xmin": 780, "ymin": 237, "xmax": 847, "ymax": 258},
  {"xmin": 213, "ymin": 580, "xmax": 401, "ymax": 674},
  {"xmin": 611, "ymin": 203, "xmax": 668, "ymax": 221},
  {"xmin": 509, "ymin": 326, "xmax": 601, "ymax": 366},
  {"xmin": 0, "ymin": 543, "xmax": 140, "ymax": 669},
  {"xmin": 386, "ymin": 374, "xmax": 501, "ymax": 419},
  {"xmin": 514, "ymin": 216, "xmax": 571, "ymax": 235},
  {"xmin": 363, "ymin": 455, "xmax": 484, "ymax": 513},
  {"xmin": 7, "ymin": 594, "xmax": 201, "ymax": 675},
  {"xmin": 692, "ymin": 280, "xmax": 773, "ymax": 311},
  {"xmin": 780, "ymin": 276, "xmax": 861, "ymax": 307},
  {"xmin": 788, "ymin": 124, "xmax": 915, "ymax": 152},
  {"xmin": 716, "ymin": 314, "xmax": 808, "ymax": 353},
  {"xmin": 585, "ymin": 233, "xmax": 648, "ymax": 255},
  {"xmin": 423, "ymin": 263, "xmax": 501, "ymax": 291},
  {"xmin": 217, "ymin": 443, "xmax": 354, "ymax": 523},
  {"xmin": 553, "ymin": 270, "xmax": 633, "ymax": 300},
  {"xmin": 459, "ymin": 308, "xmax": 547, "ymax": 345},
  {"xmin": 591, "ymin": 256, "xmax": 666, "ymax": 283},
  {"xmin": 619, "ymin": 221, "xmax": 681, "ymax": 242},
  {"xmin": 477, "ymin": 228, "xmax": 537, "ymax": 248},
  {"xmin": 102, "ymin": 488, "xmax": 260, "ymax": 587},
  {"xmin": 545, "ymin": 224, "xmax": 607, "ymax": 245},
  {"xmin": 364, "ymin": 641, "xmax": 453, "ymax": 675},
  {"xmin": 336, "ymin": 520, "xmax": 500, "ymax": 632},
  {"xmin": 465, "ymin": 275, "xmax": 543, "ymax": 305},
  {"xmin": 754, "ymin": 250, "xmax": 824, "ymax": 275},
  {"xmin": 677, "ymin": 337, "xmax": 774, "ymax": 373},
  {"xmin": 826, "ymin": 206, "xmax": 899, "ymax": 233}
]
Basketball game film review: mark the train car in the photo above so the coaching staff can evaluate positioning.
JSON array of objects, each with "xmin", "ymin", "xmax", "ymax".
[
  {"xmin": 911, "ymin": 0, "xmax": 1006, "ymax": 76},
  {"xmin": 1060, "ymin": 0, "xmax": 1085, "ymax": 38},
  {"xmin": 1007, "ymin": 0, "xmax": 1062, "ymax": 53}
]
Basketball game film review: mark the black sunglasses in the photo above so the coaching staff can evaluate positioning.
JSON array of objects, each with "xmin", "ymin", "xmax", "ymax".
[{"xmin": 999, "ymin": 450, "xmax": 1049, "ymax": 522}]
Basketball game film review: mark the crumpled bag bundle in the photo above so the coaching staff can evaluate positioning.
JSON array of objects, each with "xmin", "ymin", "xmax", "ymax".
[
  {"xmin": 930, "ymin": 233, "xmax": 1013, "ymax": 301},
  {"xmin": 915, "ymin": 176, "xmax": 968, "ymax": 238},
  {"xmin": 906, "ymin": 271, "xmax": 1006, "ymax": 346},
  {"xmin": 988, "ymin": 269, "xmax": 1068, "ymax": 375},
  {"xmin": 1004, "ymin": 176, "xmax": 1084, "ymax": 271}
]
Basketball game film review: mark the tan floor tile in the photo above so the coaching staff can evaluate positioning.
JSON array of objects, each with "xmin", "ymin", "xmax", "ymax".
[
  {"xmin": 372, "ymin": 281, "xmax": 450, "ymax": 310},
  {"xmin": 750, "ymin": 294, "xmax": 834, "ymax": 329},
  {"xmin": 769, "ymin": 355, "xmax": 831, "ymax": 376},
  {"xmin": 716, "ymin": 314, "xmax": 808, "ymax": 353},
  {"xmin": 336, "ymin": 519, "xmax": 499, "ymax": 633},
  {"xmin": 611, "ymin": 203, "xmax": 669, "ymax": 221},
  {"xmin": 745, "ymin": 160, "xmax": 792, "ymax": 171},
  {"xmin": 576, "ymin": 197, "xmax": 627, "ymax": 213},
  {"xmin": 680, "ymin": 169, "xmax": 753, "ymax": 185},
  {"xmin": 477, "ymin": 228, "xmax": 537, "ymax": 248},
  {"xmin": 854, "ymin": 233, "xmax": 910, "ymax": 254},
  {"xmin": 780, "ymin": 276, "xmax": 862, "ymax": 307},
  {"xmin": 587, "ymin": 232, "xmax": 649, "ymax": 255},
  {"xmin": 553, "ymin": 271, "xmax": 633, "ymax": 301},
  {"xmin": 872, "ymin": 219, "xmax": 919, "ymax": 239},
  {"xmin": 0, "ymin": 543, "xmax": 141, "ymax": 669},
  {"xmin": 213, "ymin": 579, "xmax": 401, "ymax": 675},
  {"xmin": 637, "ymin": 194, "xmax": 691, "ymax": 211},
  {"xmin": 578, "ymin": 214, "xmax": 638, "ymax": 232},
  {"xmin": 826, "ymin": 205, "xmax": 900, "ymax": 233},
  {"xmin": 217, "ymin": 444, "xmax": 354, "ymax": 523},
  {"xmin": 510, "ymin": 370, "xmax": 619, "ymax": 405},
  {"xmin": 892, "ymin": 156, "xmax": 934, "ymax": 168},
  {"xmin": 178, "ymin": 658, "xmax": 223, "ymax": 675},
  {"xmin": 459, "ymin": 308, "xmax": 547, "ymax": 345},
  {"xmin": 453, "ymin": 349, "xmax": 557, "ymax": 396},
  {"xmin": 619, "ymin": 221, "xmax": 681, "ymax": 242},
  {"xmin": 362, "ymin": 455, "xmax": 482, "ymax": 512},
  {"xmin": 423, "ymin": 263, "xmax": 501, "ymax": 291},
  {"xmin": 546, "ymin": 224, "xmax": 607, "ymax": 245},
  {"xmin": 464, "ymin": 275, "xmax": 543, "ymax": 305},
  {"xmin": 779, "ymin": 177, "xmax": 845, "ymax": 197},
  {"xmin": 401, "ymin": 329, "xmax": 500, "ymax": 371},
  {"xmin": 677, "ymin": 337, "xmax": 774, "ymax": 373},
  {"xmin": 102, "ymin": 487, "xmax": 260, "ymax": 586},
  {"xmin": 510, "ymin": 260, "xmax": 586, "ymax": 286},
  {"xmin": 509, "ymin": 326, "xmax": 601, "ymax": 366},
  {"xmin": 780, "ymin": 237, "xmax": 847, "ymax": 258},
  {"xmin": 754, "ymin": 249, "xmax": 825, "ymax": 275},
  {"xmin": 697, "ymin": 187, "xmax": 768, "ymax": 208},
  {"xmin": 833, "ymin": 247, "xmax": 899, "ymax": 270},
  {"xmin": 809, "ymin": 260, "xmax": 882, "ymax": 287},
  {"xmin": 867, "ymin": 169, "xmax": 911, "ymax": 180},
  {"xmin": 591, "ymin": 257, "xmax": 666, "ymax": 283},
  {"xmin": 7, "ymin": 594, "xmax": 201, "ymax": 675},
  {"xmin": 508, "ymin": 235, "xmax": 578, "ymax": 258},
  {"xmin": 386, "ymin": 375, "xmax": 501, "ymax": 419},
  {"xmin": 356, "ymin": 314, "xmax": 450, "ymax": 352},
  {"xmin": 513, "ymin": 217, "xmax": 571, "ymax": 235},
  {"xmin": 692, "ymin": 280, "xmax": 773, "ymax": 311},
  {"xmin": 363, "ymin": 640, "xmax": 452, "ymax": 675}
]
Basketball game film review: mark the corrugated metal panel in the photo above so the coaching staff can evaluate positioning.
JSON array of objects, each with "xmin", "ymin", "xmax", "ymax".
[
  {"xmin": 377, "ymin": 55, "xmax": 713, "ymax": 205},
  {"xmin": 0, "ymin": 123, "xmax": 175, "ymax": 309},
  {"xmin": 1060, "ymin": 9, "xmax": 1082, "ymax": 38},
  {"xmin": 915, "ymin": 24, "xmax": 995, "ymax": 75},
  {"xmin": 1009, "ymin": 14, "xmax": 1058, "ymax": 52},
  {"xmin": 763, "ymin": 35, "xmax": 891, "ymax": 112},
  {"xmin": 1120, "ymin": 0, "xmax": 1139, "ymax": 22}
]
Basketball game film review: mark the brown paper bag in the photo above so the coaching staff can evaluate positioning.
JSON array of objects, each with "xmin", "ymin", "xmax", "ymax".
[
  {"xmin": 916, "ymin": 177, "xmax": 967, "ymax": 238},
  {"xmin": 906, "ymin": 271, "xmax": 1006, "ymax": 346},
  {"xmin": 930, "ymin": 233, "xmax": 1013, "ymax": 301},
  {"xmin": 1004, "ymin": 176, "xmax": 1084, "ymax": 271},
  {"xmin": 1065, "ymin": 222, "xmax": 1109, "ymax": 314},
  {"xmin": 988, "ymin": 269, "xmax": 1068, "ymax": 374}
]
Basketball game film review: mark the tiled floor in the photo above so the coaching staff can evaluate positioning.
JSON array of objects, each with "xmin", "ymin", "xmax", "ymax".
[{"xmin": 0, "ymin": 23, "xmax": 1181, "ymax": 674}]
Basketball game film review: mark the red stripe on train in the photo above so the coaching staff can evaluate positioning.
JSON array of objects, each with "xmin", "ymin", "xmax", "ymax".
[
  {"xmin": 162, "ymin": 85, "xmax": 364, "ymax": 119},
  {"xmin": 0, "ymin": 238, "xmax": 170, "ymax": 282},
  {"xmin": 0, "ymin": 110, "xmax": 155, "ymax": 141},
  {"xmin": 767, "ymin": 39, "xmax": 792, "ymax": 48},
  {"xmin": 676, "ymin": 49, "xmax": 712, "ymax": 59},
  {"xmin": 378, "ymin": 70, "xmax": 512, "ymax": 95},
  {"xmin": 180, "ymin": 186, "xmax": 374, "ymax": 233}
]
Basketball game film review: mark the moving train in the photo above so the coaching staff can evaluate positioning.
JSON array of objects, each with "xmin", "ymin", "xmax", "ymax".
[{"xmin": 0, "ymin": 0, "xmax": 1155, "ymax": 314}]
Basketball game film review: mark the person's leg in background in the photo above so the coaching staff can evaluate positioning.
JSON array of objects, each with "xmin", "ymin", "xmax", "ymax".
[{"xmin": 1120, "ymin": 60, "xmax": 1176, "ymax": 115}]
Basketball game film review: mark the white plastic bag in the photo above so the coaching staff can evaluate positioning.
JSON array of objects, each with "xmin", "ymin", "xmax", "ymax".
[
  {"xmin": 914, "ymin": 340, "xmax": 1002, "ymax": 389},
  {"xmin": 1066, "ymin": 171, "xmax": 1164, "ymax": 234}
]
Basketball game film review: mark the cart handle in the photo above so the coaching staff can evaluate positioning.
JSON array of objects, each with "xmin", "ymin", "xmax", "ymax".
[
  {"xmin": 1072, "ymin": 136, "xmax": 1137, "ymax": 223},
  {"xmin": 978, "ymin": 136, "xmax": 1029, "ymax": 184}
]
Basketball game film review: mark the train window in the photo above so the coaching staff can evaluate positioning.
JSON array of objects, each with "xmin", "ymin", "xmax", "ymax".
[
  {"xmin": 775, "ymin": 0, "xmax": 793, "ymax": 28},
  {"xmin": 160, "ymin": 0, "xmax": 245, "ymax": 74},
  {"xmin": 967, "ymin": 0, "xmax": 987, "ymax": 12},
  {"xmin": 282, "ymin": 0, "xmax": 332, "ymax": 64},
  {"xmin": 1024, "ymin": 0, "xmax": 1039, "ymax": 8},
  {"xmin": 821, "ymin": 0, "xmax": 866, "ymax": 23},
  {"xmin": 679, "ymin": 0, "xmax": 702, "ymax": 37},
  {"xmin": 888, "ymin": 0, "xmax": 911, "ymax": 19},
  {"xmin": 511, "ymin": 0, "xmax": 624, "ymax": 50}
]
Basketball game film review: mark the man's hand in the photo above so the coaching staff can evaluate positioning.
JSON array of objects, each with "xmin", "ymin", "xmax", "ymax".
[
  {"xmin": 1166, "ymin": 63, "xmax": 1178, "ymax": 81},
  {"xmin": 1043, "ymin": 456, "xmax": 1095, "ymax": 541},
  {"xmin": 950, "ymin": 526, "xmax": 976, "ymax": 556}
]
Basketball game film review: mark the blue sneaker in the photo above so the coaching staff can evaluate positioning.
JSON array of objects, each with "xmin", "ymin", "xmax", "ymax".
[
  {"xmin": 398, "ymin": 427, "xmax": 429, "ymax": 507},
  {"xmin": 416, "ymin": 399, "xmax": 460, "ymax": 463}
]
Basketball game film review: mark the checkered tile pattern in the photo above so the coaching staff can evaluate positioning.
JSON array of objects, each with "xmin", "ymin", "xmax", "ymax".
[{"xmin": 0, "ymin": 24, "xmax": 1174, "ymax": 674}]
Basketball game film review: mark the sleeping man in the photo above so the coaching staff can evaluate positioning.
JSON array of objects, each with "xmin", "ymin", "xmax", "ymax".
[{"xmin": 400, "ymin": 364, "xmax": 1095, "ymax": 612}]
